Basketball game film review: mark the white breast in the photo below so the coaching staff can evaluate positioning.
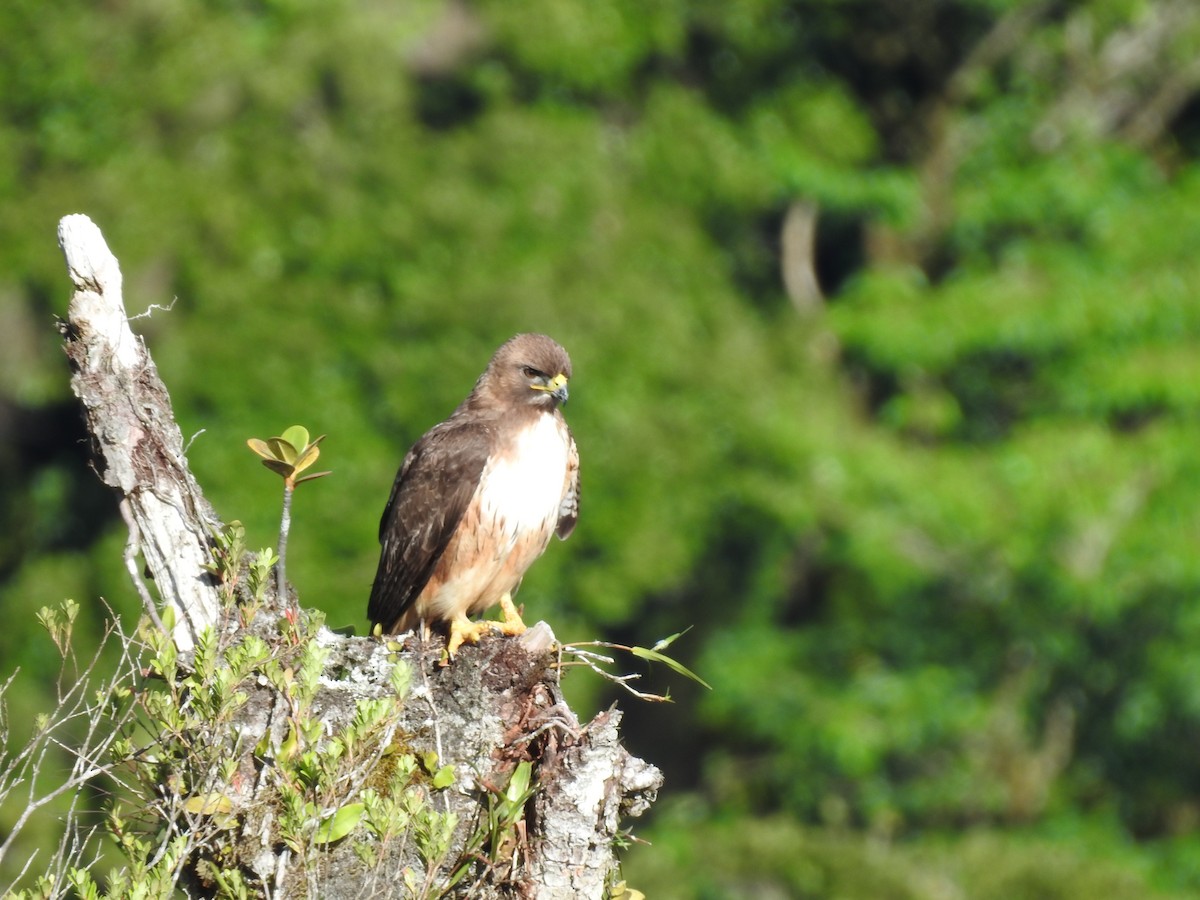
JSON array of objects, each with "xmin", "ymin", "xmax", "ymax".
[{"xmin": 479, "ymin": 413, "xmax": 570, "ymax": 537}]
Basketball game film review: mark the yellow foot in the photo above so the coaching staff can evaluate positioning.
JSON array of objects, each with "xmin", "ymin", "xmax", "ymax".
[
  {"xmin": 441, "ymin": 596, "xmax": 527, "ymax": 664},
  {"xmin": 443, "ymin": 615, "xmax": 489, "ymax": 662},
  {"xmin": 489, "ymin": 592, "xmax": 527, "ymax": 636}
]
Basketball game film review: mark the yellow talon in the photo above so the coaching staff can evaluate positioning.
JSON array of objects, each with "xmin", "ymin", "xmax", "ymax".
[
  {"xmin": 441, "ymin": 596, "xmax": 527, "ymax": 664},
  {"xmin": 491, "ymin": 592, "xmax": 527, "ymax": 636},
  {"xmin": 444, "ymin": 615, "xmax": 489, "ymax": 661}
]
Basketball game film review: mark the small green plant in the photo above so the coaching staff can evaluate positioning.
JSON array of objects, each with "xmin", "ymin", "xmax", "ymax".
[
  {"xmin": 245, "ymin": 546, "xmax": 278, "ymax": 605},
  {"xmin": 36, "ymin": 598, "xmax": 79, "ymax": 658},
  {"xmin": 15, "ymin": 583, "xmax": 553, "ymax": 898},
  {"xmin": 200, "ymin": 520, "xmax": 281, "ymax": 627},
  {"xmin": 607, "ymin": 880, "xmax": 646, "ymax": 900},
  {"xmin": 108, "ymin": 602, "xmax": 469, "ymax": 897},
  {"xmin": 203, "ymin": 520, "xmax": 247, "ymax": 603},
  {"xmin": 561, "ymin": 628, "xmax": 711, "ymax": 702},
  {"xmin": 246, "ymin": 425, "xmax": 330, "ymax": 604},
  {"xmin": 479, "ymin": 760, "xmax": 536, "ymax": 869}
]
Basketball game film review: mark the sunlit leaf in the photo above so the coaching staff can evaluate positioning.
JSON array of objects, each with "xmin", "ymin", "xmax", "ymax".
[
  {"xmin": 630, "ymin": 646, "xmax": 712, "ymax": 690},
  {"xmin": 267, "ymin": 436, "xmax": 297, "ymax": 464},
  {"xmin": 650, "ymin": 626, "xmax": 692, "ymax": 653},
  {"xmin": 278, "ymin": 721, "xmax": 299, "ymax": 762},
  {"xmin": 293, "ymin": 441, "xmax": 321, "ymax": 473},
  {"xmin": 421, "ymin": 750, "xmax": 440, "ymax": 774},
  {"xmin": 314, "ymin": 803, "xmax": 364, "ymax": 844},
  {"xmin": 610, "ymin": 882, "xmax": 646, "ymax": 900},
  {"xmin": 254, "ymin": 730, "xmax": 273, "ymax": 759},
  {"xmin": 506, "ymin": 760, "xmax": 533, "ymax": 803},
  {"xmin": 280, "ymin": 425, "xmax": 310, "ymax": 452},
  {"xmin": 183, "ymin": 793, "xmax": 234, "ymax": 816},
  {"xmin": 246, "ymin": 437, "xmax": 275, "ymax": 460}
]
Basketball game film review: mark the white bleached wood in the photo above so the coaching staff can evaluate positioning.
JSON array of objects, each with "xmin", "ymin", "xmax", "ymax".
[{"xmin": 57, "ymin": 214, "xmax": 220, "ymax": 651}]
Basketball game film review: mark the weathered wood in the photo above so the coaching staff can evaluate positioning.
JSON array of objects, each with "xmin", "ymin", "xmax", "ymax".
[{"xmin": 58, "ymin": 213, "xmax": 222, "ymax": 651}]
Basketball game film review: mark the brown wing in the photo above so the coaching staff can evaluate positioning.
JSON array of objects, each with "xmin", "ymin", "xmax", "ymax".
[
  {"xmin": 555, "ymin": 423, "xmax": 580, "ymax": 540},
  {"xmin": 367, "ymin": 418, "xmax": 493, "ymax": 632}
]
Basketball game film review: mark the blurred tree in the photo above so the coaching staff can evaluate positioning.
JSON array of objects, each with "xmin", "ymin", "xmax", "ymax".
[{"xmin": 5, "ymin": 0, "xmax": 1200, "ymax": 895}]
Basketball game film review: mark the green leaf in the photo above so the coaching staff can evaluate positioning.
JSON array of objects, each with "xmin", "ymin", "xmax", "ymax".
[
  {"xmin": 650, "ymin": 626, "xmax": 693, "ymax": 653},
  {"xmin": 314, "ymin": 803, "xmax": 364, "ymax": 844},
  {"xmin": 280, "ymin": 425, "xmax": 310, "ymax": 453},
  {"xmin": 301, "ymin": 717, "xmax": 324, "ymax": 745},
  {"xmin": 268, "ymin": 436, "xmax": 298, "ymax": 464},
  {"xmin": 610, "ymin": 881, "xmax": 646, "ymax": 900},
  {"xmin": 630, "ymin": 645, "xmax": 712, "ymax": 690},
  {"xmin": 278, "ymin": 721, "xmax": 299, "ymax": 761},
  {"xmin": 432, "ymin": 765, "xmax": 456, "ymax": 789},
  {"xmin": 506, "ymin": 760, "xmax": 533, "ymax": 803},
  {"xmin": 390, "ymin": 659, "xmax": 412, "ymax": 697},
  {"xmin": 254, "ymin": 729, "xmax": 273, "ymax": 758},
  {"xmin": 183, "ymin": 793, "xmax": 234, "ymax": 816}
]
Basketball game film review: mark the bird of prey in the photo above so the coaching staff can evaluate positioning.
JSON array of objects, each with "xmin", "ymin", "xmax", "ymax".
[{"xmin": 368, "ymin": 333, "xmax": 579, "ymax": 658}]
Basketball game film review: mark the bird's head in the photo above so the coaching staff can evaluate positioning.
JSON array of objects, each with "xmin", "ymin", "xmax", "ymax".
[{"xmin": 481, "ymin": 333, "xmax": 572, "ymax": 410}]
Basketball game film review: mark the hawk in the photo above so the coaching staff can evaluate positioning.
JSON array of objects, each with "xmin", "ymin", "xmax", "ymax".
[{"xmin": 368, "ymin": 333, "xmax": 579, "ymax": 658}]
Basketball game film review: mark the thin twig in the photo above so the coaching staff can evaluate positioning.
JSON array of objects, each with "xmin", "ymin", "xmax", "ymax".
[
  {"xmin": 183, "ymin": 428, "xmax": 207, "ymax": 455},
  {"xmin": 127, "ymin": 297, "xmax": 178, "ymax": 320},
  {"xmin": 557, "ymin": 646, "xmax": 672, "ymax": 703}
]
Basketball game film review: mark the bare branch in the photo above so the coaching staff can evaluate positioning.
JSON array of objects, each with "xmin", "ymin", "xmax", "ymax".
[
  {"xmin": 559, "ymin": 647, "xmax": 673, "ymax": 703},
  {"xmin": 0, "ymin": 617, "xmax": 143, "ymax": 896}
]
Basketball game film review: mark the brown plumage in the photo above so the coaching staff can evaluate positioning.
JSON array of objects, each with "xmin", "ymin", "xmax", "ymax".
[{"xmin": 368, "ymin": 333, "xmax": 579, "ymax": 657}]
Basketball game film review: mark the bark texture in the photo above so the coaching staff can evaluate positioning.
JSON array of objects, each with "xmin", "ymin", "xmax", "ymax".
[
  {"xmin": 197, "ymin": 618, "xmax": 660, "ymax": 898},
  {"xmin": 58, "ymin": 214, "xmax": 222, "ymax": 651},
  {"xmin": 56, "ymin": 214, "xmax": 661, "ymax": 898}
]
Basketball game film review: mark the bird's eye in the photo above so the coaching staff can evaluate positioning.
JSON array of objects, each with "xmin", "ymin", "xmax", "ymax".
[{"xmin": 521, "ymin": 366, "xmax": 543, "ymax": 380}]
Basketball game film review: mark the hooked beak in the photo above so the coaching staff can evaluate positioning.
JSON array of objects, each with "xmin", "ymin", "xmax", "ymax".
[{"xmin": 533, "ymin": 372, "xmax": 569, "ymax": 404}]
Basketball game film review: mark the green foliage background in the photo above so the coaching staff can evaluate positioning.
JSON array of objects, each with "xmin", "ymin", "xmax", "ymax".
[{"xmin": 5, "ymin": 0, "xmax": 1200, "ymax": 895}]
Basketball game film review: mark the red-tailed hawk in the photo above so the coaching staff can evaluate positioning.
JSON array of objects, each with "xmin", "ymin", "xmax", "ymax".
[{"xmin": 368, "ymin": 333, "xmax": 579, "ymax": 658}]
